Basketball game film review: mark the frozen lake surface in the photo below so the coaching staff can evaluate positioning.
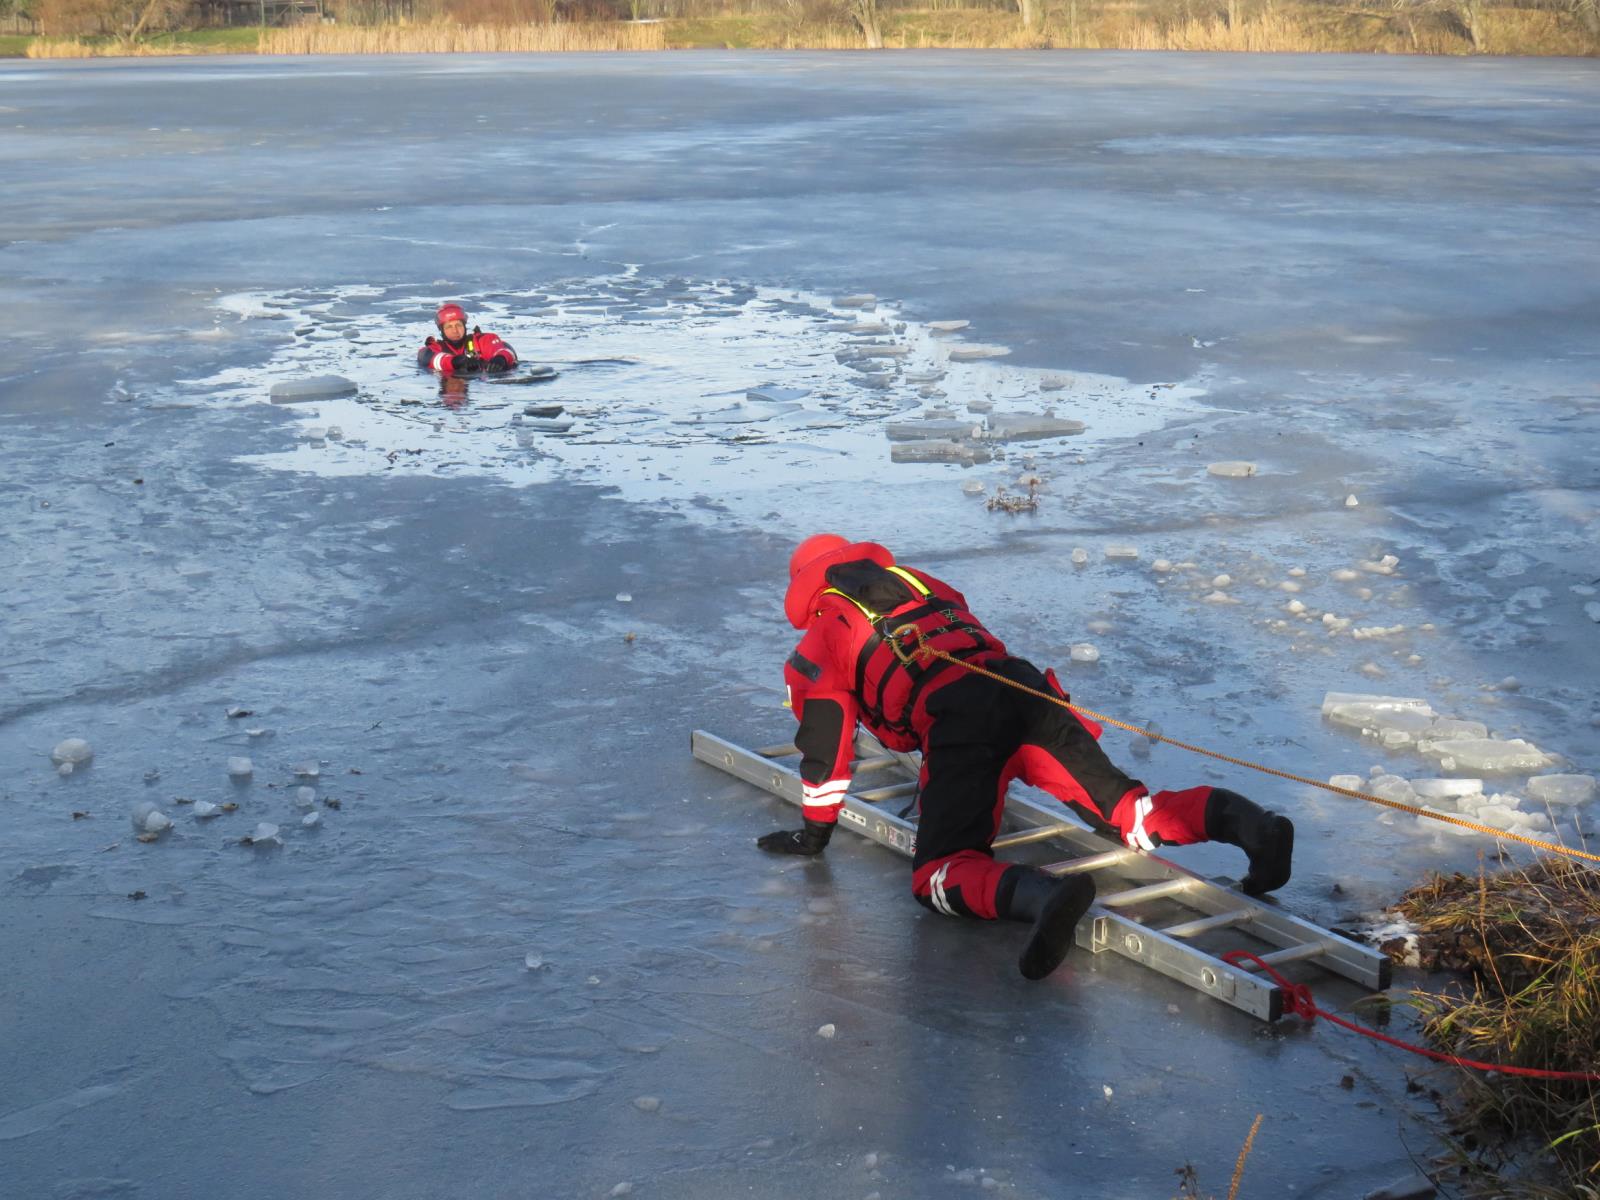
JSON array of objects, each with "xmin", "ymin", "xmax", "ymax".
[{"xmin": 2, "ymin": 51, "xmax": 1598, "ymax": 1199}]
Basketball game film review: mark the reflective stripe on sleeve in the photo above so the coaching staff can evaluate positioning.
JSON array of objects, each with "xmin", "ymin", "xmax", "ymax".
[
  {"xmin": 801, "ymin": 779, "xmax": 849, "ymax": 809},
  {"xmin": 1124, "ymin": 795, "xmax": 1158, "ymax": 852}
]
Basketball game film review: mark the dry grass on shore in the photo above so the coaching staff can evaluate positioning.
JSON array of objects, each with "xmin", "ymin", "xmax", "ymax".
[
  {"xmin": 258, "ymin": 21, "xmax": 666, "ymax": 54},
  {"xmin": 1396, "ymin": 856, "xmax": 1600, "ymax": 1196},
  {"xmin": 20, "ymin": 4, "xmax": 1598, "ymax": 57}
]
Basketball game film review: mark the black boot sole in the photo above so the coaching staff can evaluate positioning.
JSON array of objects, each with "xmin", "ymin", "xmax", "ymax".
[
  {"xmin": 1240, "ymin": 816, "xmax": 1294, "ymax": 897},
  {"xmin": 1018, "ymin": 874, "xmax": 1096, "ymax": 981}
]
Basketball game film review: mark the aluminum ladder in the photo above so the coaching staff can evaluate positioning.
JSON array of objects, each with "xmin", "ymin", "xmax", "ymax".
[{"xmin": 692, "ymin": 727, "xmax": 1390, "ymax": 1022}]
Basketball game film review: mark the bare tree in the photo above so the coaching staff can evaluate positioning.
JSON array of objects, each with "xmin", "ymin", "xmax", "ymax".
[{"xmin": 847, "ymin": 0, "xmax": 880, "ymax": 45}]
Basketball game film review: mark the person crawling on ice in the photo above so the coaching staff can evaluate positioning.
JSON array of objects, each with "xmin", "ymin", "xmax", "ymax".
[
  {"xmin": 761, "ymin": 534, "xmax": 1295, "ymax": 982},
  {"xmin": 417, "ymin": 303, "xmax": 518, "ymax": 375}
]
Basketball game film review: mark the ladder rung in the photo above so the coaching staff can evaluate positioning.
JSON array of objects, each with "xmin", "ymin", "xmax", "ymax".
[
  {"xmin": 756, "ymin": 742, "xmax": 798, "ymax": 758},
  {"xmin": 992, "ymin": 823, "xmax": 1082, "ymax": 850},
  {"xmin": 854, "ymin": 781, "xmax": 919, "ymax": 802},
  {"xmin": 1159, "ymin": 908, "xmax": 1255, "ymax": 939},
  {"xmin": 1043, "ymin": 848, "xmax": 1137, "ymax": 875},
  {"xmin": 1238, "ymin": 942, "xmax": 1333, "ymax": 970},
  {"xmin": 850, "ymin": 754, "xmax": 903, "ymax": 773},
  {"xmin": 1098, "ymin": 879, "xmax": 1195, "ymax": 907}
]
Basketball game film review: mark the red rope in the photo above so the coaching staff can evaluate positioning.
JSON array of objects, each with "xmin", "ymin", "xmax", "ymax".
[{"xmin": 1222, "ymin": 951, "xmax": 1600, "ymax": 1084}]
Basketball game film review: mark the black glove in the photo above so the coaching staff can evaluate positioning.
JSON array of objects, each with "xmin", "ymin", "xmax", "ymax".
[
  {"xmin": 756, "ymin": 819, "xmax": 834, "ymax": 856},
  {"xmin": 485, "ymin": 358, "xmax": 511, "ymax": 374},
  {"xmin": 448, "ymin": 353, "xmax": 474, "ymax": 372}
]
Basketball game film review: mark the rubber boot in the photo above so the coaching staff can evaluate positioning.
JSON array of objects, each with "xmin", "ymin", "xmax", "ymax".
[
  {"xmin": 1204, "ymin": 788, "xmax": 1294, "ymax": 897},
  {"xmin": 996, "ymin": 866, "xmax": 1097, "ymax": 981}
]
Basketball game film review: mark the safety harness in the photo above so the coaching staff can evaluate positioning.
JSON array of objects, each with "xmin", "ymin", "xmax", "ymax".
[{"xmin": 822, "ymin": 565, "xmax": 1003, "ymax": 738}]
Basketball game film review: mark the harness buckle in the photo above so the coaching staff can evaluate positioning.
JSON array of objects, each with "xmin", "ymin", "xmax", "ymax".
[{"xmin": 888, "ymin": 623, "xmax": 926, "ymax": 666}]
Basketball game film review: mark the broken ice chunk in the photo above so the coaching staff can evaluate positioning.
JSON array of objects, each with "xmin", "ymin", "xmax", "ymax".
[
  {"xmin": 245, "ymin": 822, "xmax": 281, "ymax": 845},
  {"xmin": 1527, "ymin": 775, "xmax": 1596, "ymax": 807},
  {"xmin": 1104, "ymin": 546, "xmax": 1139, "ymax": 561},
  {"xmin": 927, "ymin": 320, "xmax": 969, "ymax": 332},
  {"xmin": 885, "ymin": 419, "xmax": 982, "ymax": 441},
  {"xmin": 293, "ymin": 762, "xmax": 320, "ymax": 780},
  {"xmin": 1424, "ymin": 718, "xmax": 1488, "ymax": 742},
  {"xmin": 1321, "ymin": 693, "xmax": 1435, "ymax": 726},
  {"xmin": 295, "ymin": 786, "xmax": 317, "ymax": 809},
  {"xmin": 51, "ymin": 737, "xmax": 93, "ymax": 766},
  {"xmin": 745, "ymin": 386, "xmax": 810, "ymax": 404},
  {"xmin": 960, "ymin": 480, "xmax": 985, "ymax": 496},
  {"xmin": 131, "ymin": 802, "xmax": 171, "ymax": 834},
  {"xmin": 193, "ymin": 801, "xmax": 220, "ymax": 818},
  {"xmin": 983, "ymin": 414, "xmax": 1086, "ymax": 442},
  {"xmin": 1368, "ymin": 775, "xmax": 1417, "ymax": 804},
  {"xmin": 946, "ymin": 344, "xmax": 1010, "ymax": 361},
  {"xmin": 889, "ymin": 441, "xmax": 992, "ymax": 465},
  {"xmin": 301, "ymin": 810, "xmax": 321, "ymax": 828},
  {"xmin": 1419, "ymin": 738, "xmax": 1552, "ymax": 774},
  {"xmin": 1069, "ymin": 643, "xmax": 1100, "ymax": 664},
  {"xmin": 1070, "ymin": 548, "xmax": 1089, "ymax": 566},
  {"xmin": 817, "ymin": 1023, "xmax": 837, "ymax": 1039},
  {"xmin": 1345, "ymin": 494, "xmax": 1360, "ymax": 507},
  {"xmin": 1412, "ymin": 778, "xmax": 1485, "ymax": 801},
  {"xmin": 1206, "ymin": 461, "xmax": 1256, "ymax": 478},
  {"xmin": 632, "ymin": 1096, "xmax": 661, "ymax": 1112},
  {"xmin": 833, "ymin": 294, "xmax": 876, "ymax": 309},
  {"xmin": 1328, "ymin": 774, "xmax": 1366, "ymax": 792},
  {"xmin": 227, "ymin": 756, "xmax": 253, "ymax": 778},
  {"xmin": 270, "ymin": 375, "xmax": 357, "ymax": 404}
]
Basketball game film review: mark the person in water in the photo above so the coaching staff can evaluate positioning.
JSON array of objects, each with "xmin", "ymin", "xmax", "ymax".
[{"xmin": 417, "ymin": 303, "xmax": 518, "ymax": 375}]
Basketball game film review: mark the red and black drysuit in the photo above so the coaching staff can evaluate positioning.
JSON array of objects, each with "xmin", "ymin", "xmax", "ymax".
[
  {"xmin": 417, "ymin": 329, "xmax": 518, "ymax": 375},
  {"xmin": 775, "ymin": 543, "xmax": 1291, "ymax": 928}
]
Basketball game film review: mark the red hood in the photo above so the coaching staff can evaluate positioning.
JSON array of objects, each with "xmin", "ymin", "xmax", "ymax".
[{"xmin": 784, "ymin": 540, "xmax": 895, "ymax": 629}]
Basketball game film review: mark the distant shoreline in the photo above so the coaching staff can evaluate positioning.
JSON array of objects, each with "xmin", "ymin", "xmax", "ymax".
[{"xmin": 8, "ymin": 7, "xmax": 1598, "ymax": 59}]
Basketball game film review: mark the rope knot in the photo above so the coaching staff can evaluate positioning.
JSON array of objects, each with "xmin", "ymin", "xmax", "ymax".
[
  {"xmin": 1223, "ymin": 950, "xmax": 1318, "ymax": 1022},
  {"xmin": 888, "ymin": 623, "xmax": 933, "ymax": 666}
]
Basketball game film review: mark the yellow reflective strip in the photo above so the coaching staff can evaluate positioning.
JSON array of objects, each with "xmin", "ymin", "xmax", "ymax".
[
  {"xmin": 886, "ymin": 566, "xmax": 931, "ymax": 597},
  {"xmin": 821, "ymin": 587, "xmax": 879, "ymax": 622}
]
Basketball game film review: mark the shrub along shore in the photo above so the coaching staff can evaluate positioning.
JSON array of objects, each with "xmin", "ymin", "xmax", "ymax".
[{"xmin": 13, "ymin": 4, "xmax": 1600, "ymax": 58}]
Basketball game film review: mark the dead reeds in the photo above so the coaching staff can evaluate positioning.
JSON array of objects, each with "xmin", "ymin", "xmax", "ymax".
[
  {"xmin": 1396, "ymin": 856, "xmax": 1600, "ymax": 1194},
  {"xmin": 256, "ymin": 21, "xmax": 667, "ymax": 55}
]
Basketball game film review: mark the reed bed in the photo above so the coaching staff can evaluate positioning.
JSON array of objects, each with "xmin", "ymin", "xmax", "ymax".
[
  {"xmin": 1396, "ymin": 856, "xmax": 1600, "ymax": 1195},
  {"xmin": 17, "ymin": 9, "xmax": 1597, "ymax": 57},
  {"xmin": 257, "ymin": 20, "xmax": 666, "ymax": 54}
]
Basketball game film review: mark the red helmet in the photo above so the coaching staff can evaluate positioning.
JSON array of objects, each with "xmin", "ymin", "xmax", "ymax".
[
  {"xmin": 435, "ymin": 303, "xmax": 468, "ymax": 329},
  {"xmin": 783, "ymin": 534, "xmax": 895, "ymax": 629}
]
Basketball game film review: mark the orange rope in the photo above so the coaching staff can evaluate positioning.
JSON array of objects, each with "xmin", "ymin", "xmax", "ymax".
[{"xmin": 890, "ymin": 625, "xmax": 1600, "ymax": 868}]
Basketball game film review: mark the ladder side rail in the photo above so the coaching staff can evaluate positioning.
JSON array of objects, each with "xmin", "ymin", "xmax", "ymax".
[
  {"xmin": 693, "ymin": 731, "xmax": 918, "ymax": 857},
  {"xmin": 1004, "ymin": 786, "xmax": 1389, "ymax": 990},
  {"xmin": 1082, "ymin": 908, "xmax": 1283, "ymax": 1022}
]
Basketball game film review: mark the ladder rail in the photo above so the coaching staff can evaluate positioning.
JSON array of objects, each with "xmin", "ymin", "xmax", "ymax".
[{"xmin": 692, "ymin": 728, "xmax": 1390, "ymax": 1019}]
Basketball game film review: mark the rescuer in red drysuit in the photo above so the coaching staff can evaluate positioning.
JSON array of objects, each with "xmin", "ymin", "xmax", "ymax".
[
  {"xmin": 761, "ymin": 534, "xmax": 1295, "ymax": 981},
  {"xmin": 417, "ymin": 303, "xmax": 518, "ymax": 375}
]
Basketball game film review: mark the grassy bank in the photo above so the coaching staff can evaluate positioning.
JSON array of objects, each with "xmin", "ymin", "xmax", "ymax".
[
  {"xmin": 13, "ymin": 4, "xmax": 1599, "ymax": 57},
  {"xmin": 1397, "ymin": 857, "xmax": 1600, "ymax": 1196}
]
